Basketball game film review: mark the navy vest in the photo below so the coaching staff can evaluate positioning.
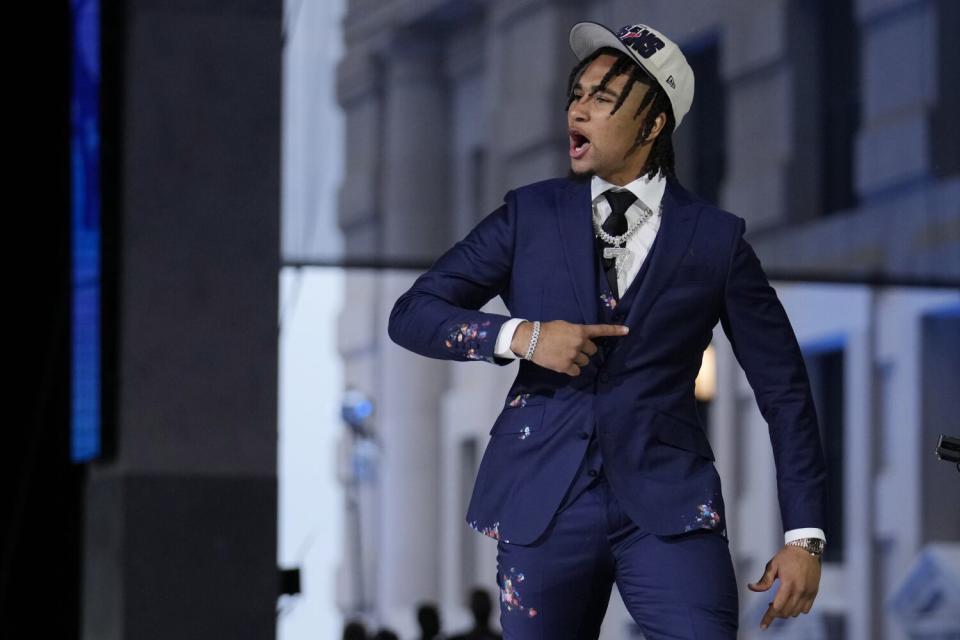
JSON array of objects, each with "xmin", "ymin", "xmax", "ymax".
[{"xmin": 555, "ymin": 221, "xmax": 664, "ymax": 513}]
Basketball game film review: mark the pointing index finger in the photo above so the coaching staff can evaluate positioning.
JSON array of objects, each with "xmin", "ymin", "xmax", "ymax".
[
  {"xmin": 761, "ymin": 602, "xmax": 776, "ymax": 629},
  {"xmin": 582, "ymin": 323, "xmax": 630, "ymax": 338}
]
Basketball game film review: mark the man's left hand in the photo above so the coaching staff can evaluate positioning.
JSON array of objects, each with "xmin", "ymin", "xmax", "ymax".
[{"xmin": 748, "ymin": 545, "xmax": 822, "ymax": 630}]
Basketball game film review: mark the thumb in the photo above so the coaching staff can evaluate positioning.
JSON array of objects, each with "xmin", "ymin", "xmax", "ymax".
[{"xmin": 748, "ymin": 561, "xmax": 776, "ymax": 592}]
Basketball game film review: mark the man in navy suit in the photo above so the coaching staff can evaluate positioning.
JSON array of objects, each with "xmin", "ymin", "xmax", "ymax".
[{"xmin": 388, "ymin": 21, "xmax": 828, "ymax": 639}]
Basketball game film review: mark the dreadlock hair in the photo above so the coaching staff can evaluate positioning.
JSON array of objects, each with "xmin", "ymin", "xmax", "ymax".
[{"xmin": 565, "ymin": 46, "xmax": 676, "ymax": 180}]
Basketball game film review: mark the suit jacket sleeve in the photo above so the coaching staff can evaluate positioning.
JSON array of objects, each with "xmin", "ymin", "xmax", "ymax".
[
  {"xmin": 388, "ymin": 190, "xmax": 518, "ymax": 366},
  {"xmin": 719, "ymin": 217, "xmax": 829, "ymax": 534}
]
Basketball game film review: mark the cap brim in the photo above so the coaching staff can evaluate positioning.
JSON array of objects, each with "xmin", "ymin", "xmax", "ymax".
[{"xmin": 568, "ymin": 21, "xmax": 656, "ymax": 84}]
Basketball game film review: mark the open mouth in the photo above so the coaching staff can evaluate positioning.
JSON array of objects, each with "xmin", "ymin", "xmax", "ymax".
[{"xmin": 569, "ymin": 130, "xmax": 591, "ymax": 159}]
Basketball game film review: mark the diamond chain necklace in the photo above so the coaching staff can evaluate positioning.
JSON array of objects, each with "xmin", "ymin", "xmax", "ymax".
[
  {"xmin": 591, "ymin": 198, "xmax": 660, "ymax": 277},
  {"xmin": 591, "ymin": 198, "xmax": 658, "ymax": 247}
]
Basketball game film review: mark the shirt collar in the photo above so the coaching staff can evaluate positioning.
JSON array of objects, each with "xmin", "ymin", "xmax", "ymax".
[{"xmin": 590, "ymin": 170, "xmax": 666, "ymax": 213}]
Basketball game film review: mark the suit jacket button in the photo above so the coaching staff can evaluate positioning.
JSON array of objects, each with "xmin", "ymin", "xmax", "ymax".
[
  {"xmin": 598, "ymin": 372, "xmax": 609, "ymax": 383},
  {"xmin": 588, "ymin": 469, "xmax": 599, "ymax": 477},
  {"xmin": 579, "ymin": 431, "xmax": 589, "ymax": 440}
]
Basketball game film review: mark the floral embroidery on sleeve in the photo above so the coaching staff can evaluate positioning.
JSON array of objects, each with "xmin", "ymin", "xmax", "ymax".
[{"xmin": 444, "ymin": 319, "xmax": 493, "ymax": 360}]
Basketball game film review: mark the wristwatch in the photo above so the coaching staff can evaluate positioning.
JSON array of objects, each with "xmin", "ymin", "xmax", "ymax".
[{"xmin": 786, "ymin": 537, "xmax": 825, "ymax": 559}]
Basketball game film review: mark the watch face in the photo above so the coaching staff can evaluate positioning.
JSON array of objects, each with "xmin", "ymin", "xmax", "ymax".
[{"xmin": 808, "ymin": 539, "xmax": 824, "ymax": 554}]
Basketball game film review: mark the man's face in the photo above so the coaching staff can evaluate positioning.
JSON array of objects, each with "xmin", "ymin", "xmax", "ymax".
[{"xmin": 567, "ymin": 53, "xmax": 659, "ymax": 185}]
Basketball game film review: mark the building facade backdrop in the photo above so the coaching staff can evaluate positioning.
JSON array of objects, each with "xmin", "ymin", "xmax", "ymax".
[{"xmin": 324, "ymin": 0, "xmax": 960, "ymax": 637}]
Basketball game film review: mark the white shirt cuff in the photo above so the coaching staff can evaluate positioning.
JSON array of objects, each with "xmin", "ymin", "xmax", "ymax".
[
  {"xmin": 784, "ymin": 528, "xmax": 826, "ymax": 544},
  {"xmin": 494, "ymin": 318, "xmax": 527, "ymax": 359}
]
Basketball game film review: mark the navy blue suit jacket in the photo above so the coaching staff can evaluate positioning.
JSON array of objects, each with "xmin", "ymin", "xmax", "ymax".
[{"xmin": 388, "ymin": 175, "xmax": 828, "ymax": 546}]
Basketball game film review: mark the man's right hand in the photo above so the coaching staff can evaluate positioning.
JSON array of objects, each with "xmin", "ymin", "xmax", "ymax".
[{"xmin": 510, "ymin": 320, "xmax": 629, "ymax": 376}]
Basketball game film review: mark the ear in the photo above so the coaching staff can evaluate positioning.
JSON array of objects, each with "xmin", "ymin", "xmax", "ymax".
[{"xmin": 645, "ymin": 111, "xmax": 668, "ymax": 143}]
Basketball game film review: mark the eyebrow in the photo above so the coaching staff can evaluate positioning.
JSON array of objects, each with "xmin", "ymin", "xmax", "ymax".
[{"xmin": 573, "ymin": 82, "xmax": 620, "ymax": 99}]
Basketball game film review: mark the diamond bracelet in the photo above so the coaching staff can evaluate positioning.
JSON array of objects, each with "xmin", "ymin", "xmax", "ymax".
[{"xmin": 524, "ymin": 320, "xmax": 541, "ymax": 360}]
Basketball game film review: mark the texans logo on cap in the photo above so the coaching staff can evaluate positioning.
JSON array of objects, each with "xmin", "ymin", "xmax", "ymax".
[{"xmin": 616, "ymin": 25, "xmax": 665, "ymax": 60}]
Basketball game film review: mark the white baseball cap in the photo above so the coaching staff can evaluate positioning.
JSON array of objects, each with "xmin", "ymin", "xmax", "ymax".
[{"xmin": 569, "ymin": 21, "xmax": 695, "ymax": 130}]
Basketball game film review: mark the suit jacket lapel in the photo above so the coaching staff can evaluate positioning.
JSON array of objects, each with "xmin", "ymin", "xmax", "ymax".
[
  {"xmin": 556, "ymin": 178, "xmax": 598, "ymax": 325},
  {"xmin": 622, "ymin": 176, "xmax": 699, "ymax": 329}
]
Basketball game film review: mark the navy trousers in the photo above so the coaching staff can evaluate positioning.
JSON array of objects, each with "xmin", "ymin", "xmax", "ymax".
[{"xmin": 494, "ymin": 473, "xmax": 739, "ymax": 639}]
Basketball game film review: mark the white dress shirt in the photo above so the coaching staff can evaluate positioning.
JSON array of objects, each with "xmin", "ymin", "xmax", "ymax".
[{"xmin": 490, "ymin": 171, "xmax": 826, "ymax": 547}]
